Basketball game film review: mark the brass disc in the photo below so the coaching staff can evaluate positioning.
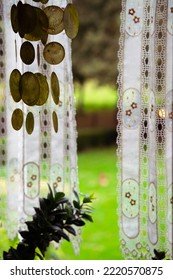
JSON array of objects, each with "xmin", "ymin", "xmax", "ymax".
[
  {"xmin": 17, "ymin": 2, "xmax": 37, "ymax": 38},
  {"xmin": 26, "ymin": 112, "xmax": 34, "ymax": 135},
  {"xmin": 11, "ymin": 4, "xmax": 19, "ymax": 33},
  {"xmin": 11, "ymin": 108, "xmax": 24, "ymax": 131},
  {"xmin": 43, "ymin": 6, "xmax": 64, "ymax": 35},
  {"xmin": 51, "ymin": 72, "xmax": 60, "ymax": 105},
  {"xmin": 9, "ymin": 69, "xmax": 21, "ymax": 103},
  {"xmin": 35, "ymin": 73, "xmax": 49, "ymax": 106},
  {"xmin": 43, "ymin": 42, "xmax": 65, "ymax": 65},
  {"xmin": 24, "ymin": 7, "xmax": 48, "ymax": 44},
  {"xmin": 41, "ymin": 0, "xmax": 49, "ymax": 3},
  {"xmin": 64, "ymin": 4, "xmax": 79, "ymax": 39},
  {"xmin": 20, "ymin": 41, "xmax": 35, "ymax": 65},
  {"xmin": 20, "ymin": 72, "xmax": 40, "ymax": 106},
  {"xmin": 52, "ymin": 111, "xmax": 58, "ymax": 133}
]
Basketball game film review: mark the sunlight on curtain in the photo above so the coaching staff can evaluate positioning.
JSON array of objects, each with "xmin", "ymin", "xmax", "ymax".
[{"xmin": 117, "ymin": 0, "xmax": 173, "ymax": 259}]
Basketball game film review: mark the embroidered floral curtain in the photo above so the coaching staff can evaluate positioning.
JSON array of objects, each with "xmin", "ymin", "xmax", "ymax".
[
  {"xmin": 117, "ymin": 0, "xmax": 173, "ymax": 259},
  {"xmin": 0, "ymin": 0, "xmax": 80, "ymax": 254}
]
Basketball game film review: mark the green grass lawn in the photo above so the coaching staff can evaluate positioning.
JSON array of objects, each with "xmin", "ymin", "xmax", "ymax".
[
  {"xmin": 0, "ymin": 147, "xmax": 122, "ymax": 260},
  {"xmin": 58, "ymin": 147, "xmax": 122, "ymax": 260},
  {"xmin": 75, "ymin": 80, "xmax": 118, "ymax": 112}
]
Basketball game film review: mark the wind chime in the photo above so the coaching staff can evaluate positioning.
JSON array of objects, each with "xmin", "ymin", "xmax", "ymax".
[
  {"xmin": 117, "ymin": 0, "xmax": 173, "ymax": 259},
  {"xmin": 0, "ymin": 0, "xmax": 81, "ymax": 253}
]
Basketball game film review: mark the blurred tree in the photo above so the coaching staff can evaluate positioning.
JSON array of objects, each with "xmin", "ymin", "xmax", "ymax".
[{"xmin": 72, "ymin": 0, "xmax": 121, "ymax": 87}]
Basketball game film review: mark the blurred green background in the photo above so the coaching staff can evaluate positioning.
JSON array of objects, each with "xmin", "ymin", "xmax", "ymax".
[
  {"xmin": 0, "ymin": 0, "xmax": 123, "ymax": 259},
  {"xmin": 60, "ymin": 0, "xmax": 122, "ymax": 259}
]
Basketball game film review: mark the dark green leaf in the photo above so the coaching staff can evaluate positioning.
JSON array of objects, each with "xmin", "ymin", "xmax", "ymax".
[
  {"xmin": 64, "ymin": 225, "xmax": 76, "ymax": 236},
  {"xmin": 39, "ymin": 198, "xmax": 47, "ymax": 211},
  {"xmin": 153, "ymin": 249, "xmax": 165, "ymax": 260},
  {"xmin": 56, "ymin": 197, "xmax": 69, "ymax": 205},
  {"xmin": 55, "ymin": 192, "xmax": 65, "ymax": 201},
  {"xmin": 81, "ymin": 214, "xmax": 93, "ymax": 222},
  {"xmin": 52, "ymin": 235, "xmax": 61, "ymax": 243},
  {"xmin": 25, "ymin": 221, "xmax": 38, "ymax": 232},
  {"xmin": 19, "ymin": 231, "xmax": 31, "ymax": 239},
  {"xmin": 57, "ymin": 230, "xmax": 70, "ymax": 242},
  {"xmin": 73, "ymin": 200, "xmax": 81, "ymax": 209},
  {"xmin": 48, "ymin": 225, "xmax": 61, "ymax": 232},
  {"xmin": 72, "ymin": 219, "xmax": 85, "ymax": 227},
  {"xmin": 35, "ymin": 252, "xmax": 44, "ymax": 260},
  {"xmin": 47, "ymin": 184, "xmax": 54, "ymax": 202},
  {"xmin": 83, "ymin": 196, "xmax": 93, "ymax": 204},
  {"xmin": 73, "ymin": 190, "xmax": 80, "ymax": 204}
]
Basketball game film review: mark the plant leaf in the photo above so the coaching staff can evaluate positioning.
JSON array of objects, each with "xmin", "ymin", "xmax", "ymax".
[
  {"xmin": 72, "ymin": 219, "xmax": 85, "ymax": 227},
  {"xmin": 73, "ymin": 200, "xmax": 81, "ymax": 209},
  {"xmin": 64, "ymin": 225, "xmax": 76, "ymax": 236},
  {"xmin": 81, "ymin": 213, "xmax": 93, "ymax": 222}
]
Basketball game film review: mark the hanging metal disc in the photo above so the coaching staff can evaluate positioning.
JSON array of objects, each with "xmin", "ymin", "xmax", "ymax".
[
  {"xmin": 17, "ymin": 1, "xmax": 37, "ymax": 38},
  {"xmin": 20, "ymin": 41, "xmax": 35, "ymax": 65},
  {"xmin": 11, "ymin": 4, "xmax": 19, "ymax": 33},
  {"xmin": 20, "ymin": 72, "xmax": 40, "ymax": 106},
  {"xmin": 43, "ymin": 6, "xmax": 64, "ymax": 35},
  {"xmin": 51, "ymin": 72, "xmax": 60, "ymax": 105},
  {"xmin": 26, "ymin": 112, "xmax": 34, "ymax": 135},
  {"xmin": 35, "ymin": 73, "xmax": 49, "ymax": 106},
  {"xmin": 24, "ymin": 7, "xmax": 48, "ymax": 45},
  {"xmin": 52, "ymin": 111, "xmax": 58, "ymax": 133},
  {"xmin": 11, "ymin": 108, "xmax": 24, "ymax": 131},
  {"xmin": 9, "ymin": 69, "xmax": 22, "ymax": 103},
  {"xmin": 64, "ymin": 4, "xmax": 79, "ymax": 39},
  {"xmin": 43, "ymin": 42, "xmax": 65, "ymax": 65}
]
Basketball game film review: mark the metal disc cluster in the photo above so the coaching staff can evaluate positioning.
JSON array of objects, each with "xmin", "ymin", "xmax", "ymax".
[{"xmin": 10, "ymin": 1, "xmax": 79, "ymax": 134}]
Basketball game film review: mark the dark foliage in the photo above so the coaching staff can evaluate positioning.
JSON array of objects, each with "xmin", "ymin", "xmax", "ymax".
[
  {"xmin": 152, "ymin": 249, "xmax": 166, "ymax": 260},
  {"xmin": 3, "ymin": 185, "xmax": 94, "ymax": 260}
]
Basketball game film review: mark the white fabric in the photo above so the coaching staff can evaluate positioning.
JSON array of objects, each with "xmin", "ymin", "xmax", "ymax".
[
  {"xmin": 117, "ymin": 0, "xmax": 173, "ymax": 259},
  {"xmin": 0, "ymin": 0, "xmax": 80, "ymax": 254}
]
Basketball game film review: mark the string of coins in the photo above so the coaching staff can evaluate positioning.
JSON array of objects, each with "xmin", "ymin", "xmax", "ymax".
[{"xmin": 9, "ymin": 0, "xmax": 79, "ymax": 135}]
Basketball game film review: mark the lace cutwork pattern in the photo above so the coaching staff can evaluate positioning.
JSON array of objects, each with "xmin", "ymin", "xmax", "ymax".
[
  {"xmin": 0, "ymin": 0, "xmax": 6, "ymax": 229},
  {"xmin": 117, "ymin": 0, "xmax": 173, "ymax": 259}
]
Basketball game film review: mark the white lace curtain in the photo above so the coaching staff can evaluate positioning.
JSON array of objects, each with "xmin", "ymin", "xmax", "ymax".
[
  {"xmin": 117, "ymin": 0, "xmax": 173, "ymax": 259},
  {"xmin": 0, "ymin": 0, "xmax": 80, "ymax": 254}
]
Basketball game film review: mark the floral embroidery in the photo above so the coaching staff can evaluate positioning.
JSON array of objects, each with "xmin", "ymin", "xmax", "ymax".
[
  {"xmin": 31, "ymin": 174, "xmax": 37, "ymax": 181},
  {"xmin": 53, "ymin": 182, "xmax": 58, "ymax": 189},
  {"xmin": 129, "ymin": 8, "xmax": 135, "ymax": 16},
  {"xmin": 121, "ymin": 239, "xmax": 126, "ymax": 246},
  {"xmin": 57, "ymin": 176, "xmax": 62, "ymax": 182},
  {"xmin": 133, "ymin": 16, "xmax": 140, "ymax": 24},
  {"xmin": 136, "ymin": 242, "xmax": 142, "ymax": 249},
  {"xmin": 150, "ymin": 196, "xmax": 153, "ymax": 203},
  {"xmin": 152, "ymin": 204, "xmax": 155, "ymax": 212},
  {"xmin": 132, "ymin": 250, "xmax": 137, "ymax": 256},
  {"xmin": 130, "ymin": 199, "xmax": 136, "ymax": 206},
  {"xmin": 125, "ymin": 248, "xmax": 130, "ymax": 255},
  {"xmin": 27, "ymin": 182, "xmax": 32, "ymax": 188},
  {"xmin": 125, "ymin": 192, "xmax": 131, "ymax": 198},
  {"xmin": 131, "ymin": 102, "xmax": 137, "ymax": 109},
  {"xmin": 126, "ymin": 109, "xmax": 132, "ymax": 116}
]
